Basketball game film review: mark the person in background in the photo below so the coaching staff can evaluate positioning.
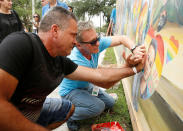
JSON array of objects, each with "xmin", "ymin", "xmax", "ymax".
[
  {"xmin": 32, "ymin": 13, "xmax": 40, "ymax": 34},
  {"xmin": 0, "ymin": 6, "xmax": 145, "ymax": 131},
  {"xmin": 41, "ymin": 0, "xmax": 48, "ymax": 7},
  {"xmin": 68, "ymin": 5, "xmax": 73, "ymax": 12},
  {"xmin": 58, "ymin": 21, "xmax": 146, "ymax": 131},
  {"xmin": 42, "ymin": 0, "xmax": 68, "ymax": 17},
  {"xmin": 106, "ymin": 8, "xmax": 116, "ymax": 36},
  {"xmin": 0, "ymin": 0, "xmax": 24, "ymax": 43}
]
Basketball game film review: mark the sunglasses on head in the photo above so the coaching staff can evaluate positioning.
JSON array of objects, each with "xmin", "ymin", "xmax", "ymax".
[{"xmin": 80, "ymin": 36, "xmax": 100, "ymax": 46}]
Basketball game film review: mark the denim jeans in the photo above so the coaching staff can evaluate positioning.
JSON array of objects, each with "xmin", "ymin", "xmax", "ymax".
[
  {"xmin": 36, "ymin": 97, "xmax": 72, "ymax": 126},
  {"xmin": 63, "ymin": 85, "xmax": 115, "ymax": 121}
]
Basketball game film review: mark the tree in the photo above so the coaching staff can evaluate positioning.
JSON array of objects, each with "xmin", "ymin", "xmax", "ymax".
[
  {"xmin": 13, "ymin": 0, "xmax": 42, "ymax": 31},
  {"xmin": 69, "ymin": 0, "xmax": 116, "ymax": 23}
]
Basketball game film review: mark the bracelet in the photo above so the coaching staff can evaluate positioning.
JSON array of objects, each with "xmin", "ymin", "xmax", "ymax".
[
  {"xmin": 131, "ymin": 45, "xmax": 138, "ymax": 53},
  {"xmin": 132, "ymin": 67, "xmax": 137, "ymax": 74}
]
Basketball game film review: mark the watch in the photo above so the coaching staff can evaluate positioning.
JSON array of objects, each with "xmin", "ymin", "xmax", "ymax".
[
  {"xmin": 132, "ymin": 67, "xmax": 137, "ymax": 74},
  {"xmin": 131, "ymin": 45, "xmax": 138, "ymax": 53}
]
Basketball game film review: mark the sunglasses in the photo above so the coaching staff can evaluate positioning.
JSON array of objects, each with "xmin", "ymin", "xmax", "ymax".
[
  {"xmin": 33, "ymin": 16, "xmax": 38, "ymax": 18},
  {"xmin": 80, "ymin": 36, "xmax": 100, "ymax": 46}
]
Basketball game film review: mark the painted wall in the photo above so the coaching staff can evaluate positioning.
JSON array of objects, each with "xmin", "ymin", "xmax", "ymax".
[{"xmin": 115, "ymin": 0, "xmax": 183, "ymax": 130}]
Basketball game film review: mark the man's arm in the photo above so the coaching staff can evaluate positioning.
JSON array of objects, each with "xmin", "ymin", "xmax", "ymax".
[
  {"xmin": 66, "ymin": 54, "xmax": 145, "ymax": 88},
  {"xmin": 109, "ymin": 35, "xmax": 146, "ymax": 57},
  {"xmin": 66, "ymin": 65, "xmax": 134, "ymax": 88},
  {"xmin": 0, "ymin": 69, "xmax": 48, "ymax": 131}
]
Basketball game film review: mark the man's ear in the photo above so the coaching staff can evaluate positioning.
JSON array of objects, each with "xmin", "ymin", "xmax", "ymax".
[{"xmin": 51, "ymin": 24, "xmax": 60, "ymax": 37}]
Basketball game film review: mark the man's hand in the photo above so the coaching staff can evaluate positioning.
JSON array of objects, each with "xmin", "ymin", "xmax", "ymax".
[
  {"xmin": 135, "ymin": 54, "xmax": 146, "ymax": 73},
  {"xmin": 123, "ymin": 44, "xmax": 146, "ymax": 67},
  {"xmin": 122, "ymin": 52, "xmax": 142, "ymax": 67},
  {"xmin": 133, "ymin": 45, "xmax": 146, "ymax": 59}
]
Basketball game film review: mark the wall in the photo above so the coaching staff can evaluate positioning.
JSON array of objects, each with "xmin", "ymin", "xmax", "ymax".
[{"xmin": 115, "ymin": 0, "xmax": 183, "ymax": 130}]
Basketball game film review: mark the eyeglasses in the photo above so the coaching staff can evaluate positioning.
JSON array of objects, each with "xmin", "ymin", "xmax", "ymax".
[
  {"xmin": 33, "ymin": 16, "xmax": 38, "ymax": 18},
  {"xmin": 80, "ymin": 36, "xmax": 100, "ymax": 46}
]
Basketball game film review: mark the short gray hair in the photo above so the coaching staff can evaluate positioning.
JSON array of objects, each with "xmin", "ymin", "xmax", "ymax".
[
  {"xmin": 39, "ymin": 6, "xmax": 77, "ymax": 32},
  {"xmin": 76, "ymin": 21, "xmax": 95, "ymax": 42}
]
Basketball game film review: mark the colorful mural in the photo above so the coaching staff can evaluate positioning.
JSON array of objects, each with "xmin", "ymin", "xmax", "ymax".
[{"xmin": 116, "ymin": 0, "xmax": 183, "ymax": 130}]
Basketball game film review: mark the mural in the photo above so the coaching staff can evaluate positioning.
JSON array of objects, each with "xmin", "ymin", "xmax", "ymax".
[{"xmin": 116, "ymin": 0, "xmax": 183, "ymax": 130}]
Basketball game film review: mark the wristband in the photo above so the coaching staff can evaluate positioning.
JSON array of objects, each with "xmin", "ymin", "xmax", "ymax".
[
  {"xmin": 131, "ymin": 45, "xmax": 138, "ymax": 53},
  {"xmin": 132, "ymin": 67, "xmax": 137, "ymax": 74}
]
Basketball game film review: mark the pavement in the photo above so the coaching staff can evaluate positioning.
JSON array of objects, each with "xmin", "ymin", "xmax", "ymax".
[{"xmin": 46, "ymin": 50, "xmax": 106, "ymax": 131}]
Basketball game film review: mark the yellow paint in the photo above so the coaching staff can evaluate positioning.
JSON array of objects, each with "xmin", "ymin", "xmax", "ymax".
[
  {"xmin": 155, "ymin": 53, "xmax": 162, "ymax": 77},
  {"xmin": 169, "ymin": 39, "xmax": 178, "ymax": 54},
  {"xmin": 145, "ymin": 35, "xmax": 152, "ymax": 45}
]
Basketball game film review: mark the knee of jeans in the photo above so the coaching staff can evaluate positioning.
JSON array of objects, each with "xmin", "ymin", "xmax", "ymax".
[
  {"xmin": 106, "ymin": 98, "xmax": 115, "ymax": 109},
  {"xmin": 91, "ymin": 101, "xmax": 105, "ymax": 116}
]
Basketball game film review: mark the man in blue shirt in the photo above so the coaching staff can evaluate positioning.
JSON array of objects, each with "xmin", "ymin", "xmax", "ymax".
[
  {"xmin": 58, "ymin": 21, "xmax": 146, "ymax": 130},
  {"xmin": 106, "ymin": 8, "xmax": 116, "ymax": 36},
  {"xmin": 42, "ymin": 0, "xmax": 68, "ymax": 17}
]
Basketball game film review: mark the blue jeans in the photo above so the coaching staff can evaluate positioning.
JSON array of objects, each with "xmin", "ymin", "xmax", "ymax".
[
  {"xmin": 36, "ymin": 98, "xmax": 72, "ymax": 126},
  {"xmin": 63, "ymin": 85, "xmax": 115, "ymax": 121}
]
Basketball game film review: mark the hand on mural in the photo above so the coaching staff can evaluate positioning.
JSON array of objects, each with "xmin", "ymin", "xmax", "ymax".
[
  {"xmin": 122, "ymin": 51, "xmax": 143, "ymax": 67},
  {"xmin": 133, "ymin": 45, "xmax": 146, "ymax": 59},
  {"xmin": 135, "ymin": 54, "xmax": 146, "ymax": 73}
]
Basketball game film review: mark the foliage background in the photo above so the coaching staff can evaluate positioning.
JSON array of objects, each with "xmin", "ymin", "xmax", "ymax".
[
  {"xmin": 68, "ymin": 0, "xmax": 116, "ymax": 23},
  {"xmin": 12, "ymin": 0, "xmax": 41, "ymax": 31},
  {"xmin": 12, "ymin": 0, "xmax": 115, "ymax": 32}
]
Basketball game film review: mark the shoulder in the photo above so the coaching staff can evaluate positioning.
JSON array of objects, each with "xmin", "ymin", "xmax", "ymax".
[
  {"xmin": 111, "ymin": 8, "xmax": 116, "ymax": 16},
  {"xmin": 42, "ymin": 4, "xmax": 49, "ymax": 12},
  {"xmin": 42, "ymin": 4, "xmax": 49, "ymax": 16},
  {"xmin": 68, "ymin": 47, "xmax": 81, "ymax": 60},
  {"xmin": 57, "ymin": 1, "xmax": 68, "ymax": 9},
  {"xmin": 0, "ymin": 32, "xmax": 32, "ymax": 51},
  {"xmin": 42, "ymin": 4, "xmax": 49, "ymax": 9},
  {"xmin": 99, "ymin": 37, "xmax": 112, "ymax": 50},
  {"xmin": 112, "ymin": 8, "xmax": 116, "ymax": 13},
  {"xmin": 11, "ymin": 10, "xmax": 17, "ymax": 14},
  {"xmin": 67, "ymin": 47, "xmax": 87, "ymax": 65},
  {"xmin": 0, "ymin": 32, "xmax": 34, "ymax": 80},
  {"xmin": 11, "ymin": 10, "xmax": 20, "ymax": 18},
  {"xmin": 2, "ymin": 32, "xmax": 28, "ymax": 42}
]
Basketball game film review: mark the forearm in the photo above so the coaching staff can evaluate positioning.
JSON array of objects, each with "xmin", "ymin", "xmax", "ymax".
[
  {"xmin": 92, "ymin": 80, "xmax": 119, "ymax": 89},
  {"xmin": 110, "ymin": 35, "xmax": 134, "ymax": 49},
  {"xmin": 0, "ymin": 99, "xmax": 48, "ymax": 131},
  {"xmin": 93, "ymin": 66, "xmax": 135, "ymax": 83},
  {"xmin": 67, "ymin": 64, "xmax": 138, "ymax": 85},
  {"xmin": 121, "ymin": 35, "xmax": 135, "ymax": 49}
]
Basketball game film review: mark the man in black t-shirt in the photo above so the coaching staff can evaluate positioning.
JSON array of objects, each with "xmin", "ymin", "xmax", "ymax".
[{"xmin": 0, "ymin": 6, "xmax": 146, "ymax": 131}]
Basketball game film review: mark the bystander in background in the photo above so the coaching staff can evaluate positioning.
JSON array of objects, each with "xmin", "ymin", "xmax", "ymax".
[
  {"xmin": 32, "ymin": 13, "xmax": 40, "ymax": 34},
  {"xmin": 42, "ymin": 0, "xmax": 68, "ymax": 17},
  {"xmin": 0, "ymin": 0, "xmax": 24, "ymax": 43},
  {"xmin": 106, "ymin": 8, "xmax": 116, "ymax": 36}
]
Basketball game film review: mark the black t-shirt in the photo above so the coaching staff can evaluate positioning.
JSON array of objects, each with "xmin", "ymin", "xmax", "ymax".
[
  {"xmin": 0, "ymin": 10, "xmax": 24, "ymax": 43},
  {"xmin": 0, "ymin": 32, "xmax": 78, "ymax": 121}
]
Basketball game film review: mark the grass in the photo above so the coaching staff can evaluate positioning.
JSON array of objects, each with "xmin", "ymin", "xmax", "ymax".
[
  {"xmin": 79, "ymin": 48, "xmax": 132, "ymax": 131},
  {"xmin": 102, "ymin": 47, "xmax": 117, "ymax": 65}
]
